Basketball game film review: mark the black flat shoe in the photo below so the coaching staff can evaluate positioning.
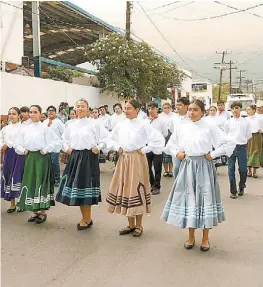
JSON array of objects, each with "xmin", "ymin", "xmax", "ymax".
[
  {"xmin": 17, "ymin": 208, "xmax": 25, "ymax": 213},
  {"xmin": 77, "ymin": 220, "xmax": 93, "ymax": 230},
  {"xmin": 152, "ymin": 188, "xmax": 160, "ymax": 195},
  {"xmin": 200, "ymin": 244, "xmax": 210, "ymax": 252},
  {"xmin": 184, "ymin": 240, "xmax": 195, "ymax": 250},
  {"xmin": 119, "ymin": 226, "xmax": 135, "ymax": 235},
  {"xmin": 28, "ymin": 213, "xmax": 39, "ymax": 222},
  {"xmin": 7, "ymin": 207, "xmax": 16, "ymax": 213},
  {"xmin": 168, "ymin": 172, "xmax": 173, "ymax": 177},
  {"xmin": 35, "ymin": 213, "xmax": 47, "ymax": 224}
]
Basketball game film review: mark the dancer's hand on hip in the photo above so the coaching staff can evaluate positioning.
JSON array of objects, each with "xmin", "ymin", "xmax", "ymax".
[
  {"xmin": 1, "ymin": 144, "xmax": 7, "ymax": 152},
  {"xmin": 176, "ymin": 152, "xmax": 185, "ymax": 160},
  {"xmin": 67, "ymin": 148, "xmax": 73, "ymax": 155},
  {"xmin": 24, "ymin": 149, "xmax": 29, "ymax": 155},
  {"xmin": 205, "ymin": 153, "xmax": 213, "ymax": 161},
  {"xmin": 92, "ymin": 147, "xmax": 99, "ymax": 154},
  {"xmin": 119, "ymin": 148, "xmax": 123, "ymax": 154}
]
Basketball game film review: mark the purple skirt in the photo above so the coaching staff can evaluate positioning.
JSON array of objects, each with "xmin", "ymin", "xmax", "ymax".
[{"xmin": 1, "ymin": 147, "xmax": 25, "ymax": 201}]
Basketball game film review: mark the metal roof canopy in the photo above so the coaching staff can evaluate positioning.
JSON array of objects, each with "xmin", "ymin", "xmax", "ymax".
[{"xmin": 23, "ymin": 1, "xmax": 122, "ymax": 66}]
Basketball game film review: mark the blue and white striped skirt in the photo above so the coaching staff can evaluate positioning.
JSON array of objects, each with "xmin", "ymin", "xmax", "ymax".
[{"xmin": 161, "ymin": 156, "xmax": 225, "ymax": 229}]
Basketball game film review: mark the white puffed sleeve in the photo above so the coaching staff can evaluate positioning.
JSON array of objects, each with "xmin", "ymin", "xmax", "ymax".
[
  {"xmin": 163, "ymin": 128, "xmax": 180, "ymax": 158},
  {"xmin": 102, "ymin": 126, "xmax": 121, "ymax": 152},
  {"xmin": 141, "ymin": 123, "xmax": 165, "ymax": 154},
  {"xmin": 210, "ymin": 125, "xmax": 236, "ymax": 159},
  {"xmin": 93, "ymin": 122, "xmax": 110, "ymax": 150},
  {"xmin": 61, "ymin": 127, "xmax": 70, "ymax": 152},
  {"xmin": 42, "ymin": 127, "xmax": 62, "ymax": 154},
  {"xmin": 14, "ymin": 129, "xmax": 26, "ymax": 155},
  {"xmin": 246, "ymin": 122, "xmax": 252, "ymax": 141}
]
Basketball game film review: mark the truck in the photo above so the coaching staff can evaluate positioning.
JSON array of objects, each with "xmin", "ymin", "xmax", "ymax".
[{"xmin": 225, "ymin": 93, "xmax": 256, "ymax": 117}]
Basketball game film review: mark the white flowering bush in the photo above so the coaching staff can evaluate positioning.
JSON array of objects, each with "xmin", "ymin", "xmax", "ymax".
[{"xmin": 86, "ymin": 33, "xmax": 184, "ymax": 103}]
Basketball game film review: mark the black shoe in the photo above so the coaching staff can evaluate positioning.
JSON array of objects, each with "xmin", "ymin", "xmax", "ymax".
[
  {"xmin": 238, "ymin": 189, "xmax": 244, "ymax": 196},
  {"xmin": 77, "ymin": 220, "xmax": 93, "ymax": 230},
  {"xmin": 168, "ymin": 172, "xmax": 173, "ymax": 177},
  {"xmin": 184, "ymin": 239, "xmax": 195, "ymax": 250},
  {"xmin": 54, "ymin": 181, "xmax": 59, "ymax": 187},
  {"xmin": 200, "ymin": 243, "xmax": 210, "ymax": 252},
  {"xmin": 35, "ymin": 213, "xmax": 47, "ymax": 224},
  {"xmin": 152, "ymin": 188, "xmax": 160, "ymax": 195},
  {"xmin": 119, "ymin": 226, "xmax": 136, "ymax": 235},
  {"xmin": 28, "ymin": 213, "xmax": 39, "ymax": 222},
  {"xmin": 230, "ymin": 193, "xmax": 237, "ymax": 199},
  {"xmin": 7, "ymin": 207, "xmax": 16, "ymax": 213}
]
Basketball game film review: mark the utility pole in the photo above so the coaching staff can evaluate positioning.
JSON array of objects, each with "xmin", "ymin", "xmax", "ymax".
[
  {"xmin": 32, "ymin": 1, "xmax": 42, "ymax": 77},
  {"xmin": 237, "ymin": 70, "xmax": 246, "ymax": 92},
  {"xmin": 214, "ymin": 51, "xmax": 228, "ymax": 100},
  {"xmin": 126, "ymin": 1, "xmax": 132, "ymax": 41}
]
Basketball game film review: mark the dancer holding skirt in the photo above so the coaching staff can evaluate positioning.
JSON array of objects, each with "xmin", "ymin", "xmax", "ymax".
[
  {"xmin": 15, "ymin": 105, "xmax": 62, "ymax": 224},
  {"xmin": 0, "ymin": 107, "xmax": 25, "ymax": 213},
  {"xmin": 56, "ymin": 99, "xmax": 109, "ymax": 230},
  {"xmin": 162, "ymin": 100, "xmax": 235, "ymax": 251},
  {"xmin": 104, "ymin": 99, "xmax": 165, "ymax": 237}
]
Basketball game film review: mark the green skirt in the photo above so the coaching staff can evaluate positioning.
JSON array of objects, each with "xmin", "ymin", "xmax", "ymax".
[
  {"xmin": 247, "ymin": 133, "xmax": 263, "ymax": 168},
  {"xmin": 17, "ymin": 151, "xmax": 55, "ymax": 211}
]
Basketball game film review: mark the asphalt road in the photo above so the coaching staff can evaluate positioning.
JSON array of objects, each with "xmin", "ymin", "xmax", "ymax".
[{"xmin": 1, "ymin": 163, "xmax": 263, "ymax": 287}]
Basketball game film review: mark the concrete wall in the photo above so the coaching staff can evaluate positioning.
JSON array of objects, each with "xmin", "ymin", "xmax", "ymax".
[
  {"xmin": 0, "ymin": 72, "xmax": 119, "ymax": 114},
  {"xmin": 0, "ymin": 1, "xmax": 23, "ymax": 64}
]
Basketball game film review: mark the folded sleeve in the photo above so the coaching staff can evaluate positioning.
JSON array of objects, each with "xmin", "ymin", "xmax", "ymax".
[
  {"xmin": 164, "ymin": 129, "xmax": 180, "ymax": 158},
  {"xmin": 143, "ymin": 123, "xmax": 165, "ymax": 154},
  {"xmin": 14, "ymin": 130, "xmax": 26, "ymax": 155},
  {"xmin": 42, "ymin": 127, "xmax": 62, "ymax": 154},
  {"xmin": 101, "ymin": 126, "xmax": 121, "ymax": 152}
]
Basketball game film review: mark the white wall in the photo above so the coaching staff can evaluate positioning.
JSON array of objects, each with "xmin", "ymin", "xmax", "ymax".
[
  {"xmin": 0, "ymin": 1, "xmax": 23, "ymax": 64},
  {"xmin": 0, "ymin": 73, "xmax": 119, "ymax": 114}
]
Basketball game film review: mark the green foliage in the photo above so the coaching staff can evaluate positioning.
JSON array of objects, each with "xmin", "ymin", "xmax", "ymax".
[
  {"xmin": 85, "ymin": 33, "xmax": 184, "ymax": 103},
  {"xmin": 212, "ymin": 83, "xmax": 230, "ymax": 102},
  {"xmin": 46, "ymin": 66, "xmax": 83, "ymax": 83}
]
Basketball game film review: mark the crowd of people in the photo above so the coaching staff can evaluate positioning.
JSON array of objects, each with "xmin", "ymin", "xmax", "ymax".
[{"xmin": 1, "ymin": 97, "xmax": 263, "ymax": 251}]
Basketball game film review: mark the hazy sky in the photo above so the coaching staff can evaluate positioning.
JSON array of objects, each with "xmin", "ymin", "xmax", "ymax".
[{"xmin": 72, "ymin": 1, "xmax": 263, "ymax": 86}]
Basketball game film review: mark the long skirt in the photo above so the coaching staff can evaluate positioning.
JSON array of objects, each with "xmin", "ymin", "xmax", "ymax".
[
  {"xmin": 17, "ymin": 151, "xmax": 55, "ymax": 211},
  {"xmin": 56, "ymin": 149, "xmax": 101, "ymax": 206},
  {"xmin": 161, "ymin": 156, "xmax": 225, "ymax": 229},
  {"xmin": 106, "ymin": 150, "xmax": 151, "ymax": 217},
  {"xmin": 247, "ymin": 133, "xmax": 263, "ymax": 168},
  {"xmin": 1, "ymin": 148, "xmax": 25, "ymax": 201}
]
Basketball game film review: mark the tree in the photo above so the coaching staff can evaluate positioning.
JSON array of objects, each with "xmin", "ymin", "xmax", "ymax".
[
  {"xmin": 85, "ymin": 33, "xmax": 184, "ymax": 103},
  {"xmin": 212, "ymin": 83, "xmax": 230, "ymax": 103},
  {"xmin": 45, "ymin": 66, "xmax": 83, "ymax": 83}
]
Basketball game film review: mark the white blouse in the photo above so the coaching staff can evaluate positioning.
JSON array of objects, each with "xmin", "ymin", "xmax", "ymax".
[
  {"xmin": 165, "ymin": 120, "xmax": 235, "ymax": 159},
  {"xmin": 65, "ymin": 118, "xmax": 77, "ymax": 128},
  {"xmin": 144, "ymin": 117, "xmax": 168, "ymax": 138},
  {"xmin": 246, "ymin": 115, "xmax": 263, "ymax": 133},
  {"xmin": 0, "ymin": 122, "xmax": 22, "ymax": 149},
  {"xmin": 15, "ymin": 122, "xmax": 62, "ymax": 155},
  {"xmin": 109, "ymin": 113, "xmax": 126, "ymax": 130},
  {"xmin": 62, "ymin": 118, "xmax": 109, "ymax": 152},
  {"xmin": 104, "ymin": 118, "xmax": 165, "ymax": 155},
  {"xmin": 159, "ymin": 112, "xmax": 175, "ymax": 131},
  {"xmin": 204, "ymin": 115, "xmax": 226, "ymax": 131},
  {"xmin": 98, "ymin": 114, "xmax": 111, "ymax": 130}
]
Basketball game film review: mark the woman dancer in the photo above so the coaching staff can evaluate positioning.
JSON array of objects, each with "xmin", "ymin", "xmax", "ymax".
[
  {"xmin": 1, "ymin": 107, "xmax": 25, "ymax": 213},
  {"xmin": 246, "ymin": 105, "xmax": 263, "ymax": 178},
  {"xmin": 159, "ymin": 102, "xmax": 174, "ymax": 177},
  {"xmin": 104, "ymin": 99, "xmax": 165, "ymax": 237},
  {"xmin": 15, "ymin": 105, "xmax": 62, "ymax": 223},
  {"xmin": 162, "ymin": 100, "xmax": 235, "ymax": 251},
  {"xmin": 56, "ymin": 99, "xmax": 108, "ymax": 230}
]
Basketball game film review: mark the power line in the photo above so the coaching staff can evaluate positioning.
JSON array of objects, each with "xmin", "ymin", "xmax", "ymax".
[
  {"xmin": 239, "ymin": 52, "xmax": 263, "ymax": 65},
  {"xmin": 158, "ymin": 1, "xmax": 195, "ymax": 15},
  {"xmin": 214, "ymin": 1, "xmax": 263, "ymax": 19},
  {"xmin": 136, "ymin": 2, "xmax": 216, "ymax": 83},
  {"xmin": 157, "ymin": 3, "xmax": 263, "ymax": 21},
  {"xmin": 146, "ymin": 2, "xmax": 180, "ymax": 12}
]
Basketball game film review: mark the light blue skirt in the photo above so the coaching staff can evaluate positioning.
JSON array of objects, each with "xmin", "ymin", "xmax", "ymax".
[{"xmin": 161, "ymin": 156, "xmax": 225, "ymax": 229}]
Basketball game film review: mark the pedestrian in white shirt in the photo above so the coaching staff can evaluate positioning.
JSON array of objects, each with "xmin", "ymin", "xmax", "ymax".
[
  {"xmin": 246, "ymin": 105, "xmax": 263, "ymax": 178},
  {"xmin": 20, "ymin": 106, "xmax": 32, "ymax": 126},
  {"xmin": 44, "ymin": 106, "xmax": 65, "ymax": 187},
  {"xmin": 170, "ymin": 97, "xmax": 191, "ymax": 178},
  {"xmin": 217, "ymin": 100, "xmax": 231, "ymax": 120},
  {"xmin": 162, "ymin": 99, "xmax": 235, "ymax": 252},
  {"xmin": 137, "ymin": 108, "xmax": 147, "ymax": 120},
  {"xmin": 104, "ymin": 99, "xmax": 165, "ymax": 237},
  {"xmin": 99, "ymin": 106, "xmax": 111, "ymax": 130},
  {"xmin": 110, "ymin": 103, "xmax": 126, "ymax": 131},
  {"xmin": 159, "ymin": 102, "xmax": 175, "ymax": 177},
  {"xmin": 145, "ymin": 101, "xmax": 168, "ymax": 195},
  {"xmin": 225, "ymin": 101, "xmax": 252, "ymax": 199}
]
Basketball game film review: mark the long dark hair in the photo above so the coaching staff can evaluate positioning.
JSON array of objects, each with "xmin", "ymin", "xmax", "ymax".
[{"xmin": 8, "ymin": 107, "xmax": 21, "ymax": 115}]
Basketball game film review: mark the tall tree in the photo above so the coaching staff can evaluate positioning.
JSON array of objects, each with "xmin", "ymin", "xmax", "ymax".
[{"xmin": 86, "ymin": 34, "xmax": 184, "ymax": 103}]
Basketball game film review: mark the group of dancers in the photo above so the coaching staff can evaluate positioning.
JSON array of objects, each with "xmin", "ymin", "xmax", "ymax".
[{"xmin": 1, "ymin": 97, "xmax": 263, "ymax": 251}]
